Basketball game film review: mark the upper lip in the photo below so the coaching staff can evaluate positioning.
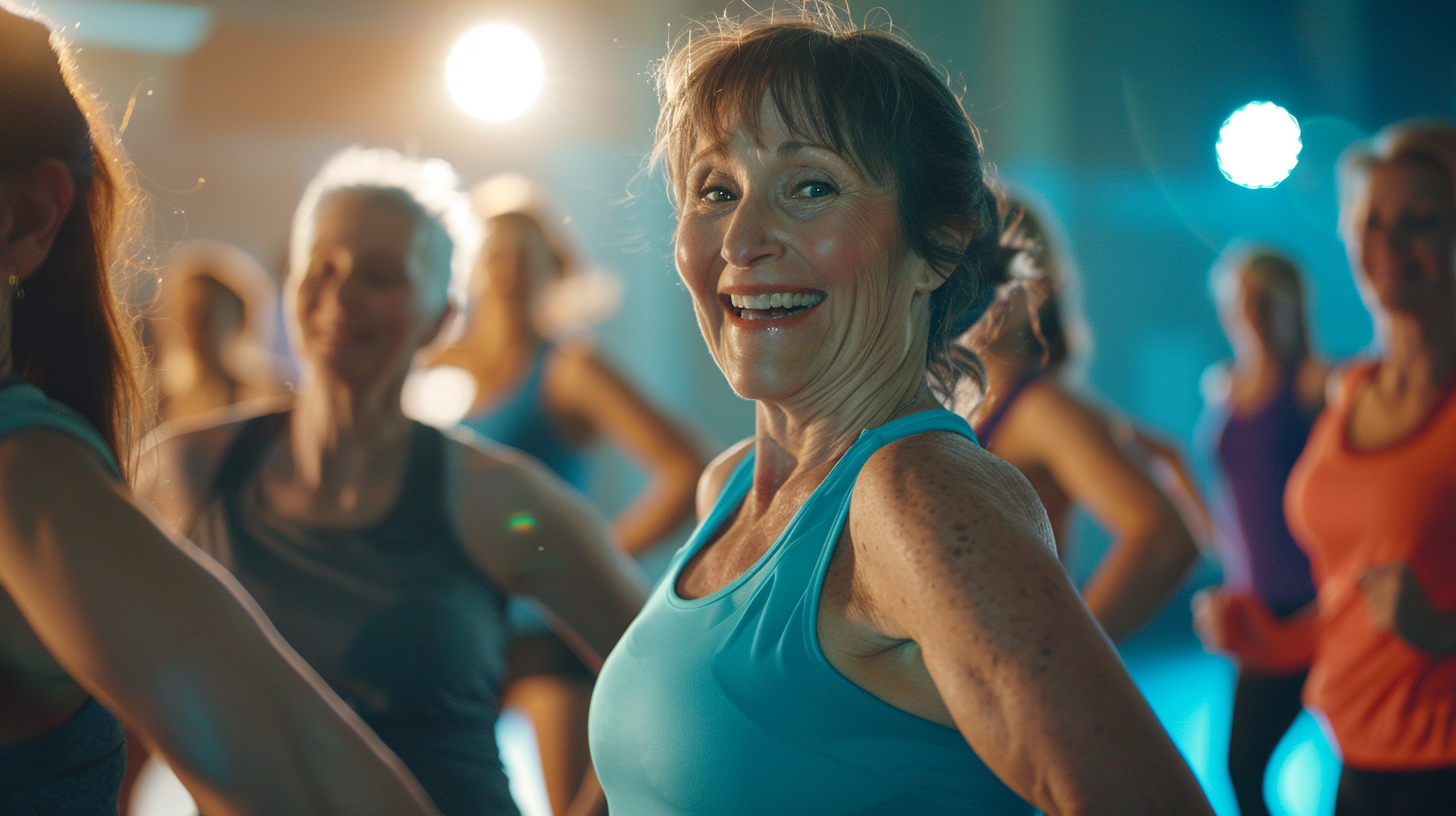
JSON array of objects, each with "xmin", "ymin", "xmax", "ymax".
[{"xmin": 718, "ymin": 284, "xmax": 824, "ymax": 297}]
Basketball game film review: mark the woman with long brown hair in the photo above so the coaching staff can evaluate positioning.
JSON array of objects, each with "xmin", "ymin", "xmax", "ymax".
[
  {"xmin": 954, "ymin": 196, "xmax": 1206, "ymax": 642},
  {"xmin": 0, "ymin": 7, "xmax": 440, "ymax": 814}
]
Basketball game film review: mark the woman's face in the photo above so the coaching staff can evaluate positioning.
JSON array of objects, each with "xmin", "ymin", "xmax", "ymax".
[
  {"xmin": 291, "ymin": 190, "xmax": 442, "ymax": 387},
  {"xmin": 473, "ymin": 214, "xmax": 561, "ymax": 308},
  {"xmin": 674, "ymin": 96, "xmax": 934, "ymax": 405},
  {"xmin": 1215, "ymin": 269, "xmax": 1263, "ymax": 351},
  {"xmin": 1350, "ymin": 158, "xmax": 1456, "ymax": 318}
]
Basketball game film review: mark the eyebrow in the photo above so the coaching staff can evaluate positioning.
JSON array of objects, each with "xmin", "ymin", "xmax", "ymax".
[
  {"xmin": 778, "ymin": 140, "xmax": 832, "ymax": 156},
  {"xmin": 688, "ymin": 138, "xmax": 838, "ymax": 166}
]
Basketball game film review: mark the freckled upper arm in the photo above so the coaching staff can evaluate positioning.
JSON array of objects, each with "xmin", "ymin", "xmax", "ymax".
[{"xmin": 847, "ymin": 435, "xmax": 1201, "ymax": 812}]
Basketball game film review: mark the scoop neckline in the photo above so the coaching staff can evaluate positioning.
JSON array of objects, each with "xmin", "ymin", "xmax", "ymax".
[
  {"xmin": 1339, "ymin": 363, "xmax": 1456, "ymax": 457},
  {"xmin": 665, "ymin": 410, "xmax": 953, "ymax": 608}
]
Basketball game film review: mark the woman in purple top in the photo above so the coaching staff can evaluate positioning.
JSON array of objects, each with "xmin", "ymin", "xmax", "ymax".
[{"xmin": 1193, "ymin": 245, "xmax": 1327, "ymax": 816}]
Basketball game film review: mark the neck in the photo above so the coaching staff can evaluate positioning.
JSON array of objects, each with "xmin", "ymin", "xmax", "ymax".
[
  {"xmin": 751, "ymin": 357, "xmax": 935, "ymax": 498},
  {"xmin": 458, "ymin": 292, "xmax": 539, "ymax": 370},
  {"xmin": 1230, "ymin": 335, "xmax": 1292, "ymax": 379},
  {"xmin": 288, "ymin": 368, "xmax": 413, "ymax": 489},
  {"xmin": 1376, "ymin": 308, "xmax": 1456, "ymax": 394}
]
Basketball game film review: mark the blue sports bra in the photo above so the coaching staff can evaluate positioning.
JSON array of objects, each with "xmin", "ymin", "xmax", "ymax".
[
  {"xmin": 0, "ymin": 376, "xmax": 127, "ymax": 815},
  {"xmin": 588, "ymin": 408, "xmax": 1033, "ymax": 815}
]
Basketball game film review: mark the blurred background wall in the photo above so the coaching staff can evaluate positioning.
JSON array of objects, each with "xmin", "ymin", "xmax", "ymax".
[{"xmin": 31, "ymin": 0, "xmax": 1456, "ymax": 608}]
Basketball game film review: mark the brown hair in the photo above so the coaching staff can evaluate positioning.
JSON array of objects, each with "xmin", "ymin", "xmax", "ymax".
[
  {"xmin": 968, "ymin": 194, "xmax": 1091, "ymax": 379},
  {"xmin": 1, "ymin": 6, "xmax": 143, "ymax": 475},
  {"xmin": 652, "ymin": 6, "xmax": 1001, "ymax": 395}
]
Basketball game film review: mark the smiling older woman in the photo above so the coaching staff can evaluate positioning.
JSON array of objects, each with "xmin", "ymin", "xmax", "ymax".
[
  {"xmin": 141, "ymin": 147, "xmax": 646, "ymax": 816},
  {"xmin": 586, "ymin": 12, "xmax": 1213, "ymax": 816}
]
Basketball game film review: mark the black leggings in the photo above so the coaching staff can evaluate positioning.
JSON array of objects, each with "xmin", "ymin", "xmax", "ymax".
[
  {"xmin": 1335, "ymin": 764, "xmax": 1456, "ymax": 816},
  {"xmin": 1227, "ymin": 668, "xmax": 1308, "ymax": 816}
]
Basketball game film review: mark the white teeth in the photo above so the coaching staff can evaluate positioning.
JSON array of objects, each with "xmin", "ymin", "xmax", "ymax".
[{"xmin": 727, "ymin": 292, "xmax": 825, "ymax": 311}]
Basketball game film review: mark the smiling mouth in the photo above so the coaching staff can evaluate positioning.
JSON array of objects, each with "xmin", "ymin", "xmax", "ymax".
[{"xmin": 723, "ymin": 291, "xmax": 826, "ymax": 320}]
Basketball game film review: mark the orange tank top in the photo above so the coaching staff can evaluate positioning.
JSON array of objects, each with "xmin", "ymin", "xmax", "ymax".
[{"xmin": 1285, "ymin": 361, "xmax": 1456, "ymax": 770}]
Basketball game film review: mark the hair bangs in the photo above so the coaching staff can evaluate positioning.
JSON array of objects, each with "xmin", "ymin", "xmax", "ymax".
[{"xmin": 660, "ymin": 22, "xmax": 907, "ymax": 206}]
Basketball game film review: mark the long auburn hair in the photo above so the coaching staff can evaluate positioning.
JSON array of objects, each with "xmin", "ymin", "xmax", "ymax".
[{"xmin": 1, "ymin": 5, "xmax": 143, "ymax": 476}]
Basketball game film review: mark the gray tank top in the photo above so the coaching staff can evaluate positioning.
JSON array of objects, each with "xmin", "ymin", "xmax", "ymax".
[{"xmin": 189, "ymin": 412, "xmax": 518, "ymax": 816}]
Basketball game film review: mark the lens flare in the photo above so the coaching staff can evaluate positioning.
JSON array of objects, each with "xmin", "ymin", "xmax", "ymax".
[
  {"xmin": 507, "ymin": 513, "xmax": 538, "ymax": 534},
  {"xmin": 1216, "ymin": 101, "xmax": 1302, "ymax": 189},
  {"xmin": 446, "ymin": 24, "xmax": 544, "ymax": 121}
]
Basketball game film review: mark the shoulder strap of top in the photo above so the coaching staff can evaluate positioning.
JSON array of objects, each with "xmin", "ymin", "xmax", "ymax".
[
  {"xmin": 378, "ymin": 421, "xmax": 450, "ymax": 530},
  {"xmin": 975, "ymin": 373, "xmax": 1040, "ymax": 446},
  {"xmin": 0, "ymin": 375, "xmax": 119, "ymax": 478},
  {"xmin": 202, "ymin": 411, "xmax": 289, "ymax": 505}
]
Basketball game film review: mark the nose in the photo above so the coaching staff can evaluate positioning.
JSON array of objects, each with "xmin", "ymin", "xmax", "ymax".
[{"xmin": 721, "ymin": 191, "xmax": 782, "ymax": 269}]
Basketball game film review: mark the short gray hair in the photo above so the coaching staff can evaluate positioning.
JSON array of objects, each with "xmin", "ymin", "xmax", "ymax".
[{"xmin": 289, "ymin": 145, "xmax": 478, "ymax": 314}]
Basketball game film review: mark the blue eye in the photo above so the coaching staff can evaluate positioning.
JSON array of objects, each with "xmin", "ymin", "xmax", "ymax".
[
  {"xmin": 703, "ymin": 187, "xmax": 735, "ymax": 203},
  {"xmin": 795, "ymin": 180, "xmax": 836, "ymax": 198}
]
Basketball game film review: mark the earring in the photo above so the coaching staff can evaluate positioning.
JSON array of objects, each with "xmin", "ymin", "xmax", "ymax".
[{"xmin": 7, "ymin": 267, "xmax": 22, "ymax": 301}]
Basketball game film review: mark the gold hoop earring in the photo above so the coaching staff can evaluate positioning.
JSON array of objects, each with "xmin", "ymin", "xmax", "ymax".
[{"xmin": 7, "ymin": 267, "xmax": 23, "ymax": 301}]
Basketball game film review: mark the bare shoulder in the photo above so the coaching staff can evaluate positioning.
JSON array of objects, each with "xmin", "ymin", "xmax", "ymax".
[
  {"xmin": 442, "ymin": 426, "xmax": 623, "ymax": 592},
  {"xmin": 1200, "ymin": 361, "xmax": 1233, "ymax": 407},
  {"xmin": 854, "ymin": 428, "xmax": 1055, "ymax": 558},
  {"xmin": 442, "ymin": 426, "xmax": 562, "ymax": 505},
  {"xmin": 148, "ymin": 396, "xmax": 292, "ymax": 461},
  {"xmin": 696, "ymin": 437, "xmax": 754, "ymax": 521},
  {"xmin": 1297, "ymin": 357, "xmax": 1334, "ymax": 413},
  {"xmin": 138, "ymin": 396, "xmax": 291, "ymax": 525},
  {"xmin": 1011, "ymin": 379, "xmax": 1116, "ymax": 446}
]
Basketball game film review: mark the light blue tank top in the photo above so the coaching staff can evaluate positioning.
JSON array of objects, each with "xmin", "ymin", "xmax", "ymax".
[{"xmin": 588, "ymin": 409, "xmax": 1033, "ymax": 815}]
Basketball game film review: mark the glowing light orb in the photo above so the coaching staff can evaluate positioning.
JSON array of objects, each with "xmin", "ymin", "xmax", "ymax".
[
  {"xmin": 446, "ymin": 24, "xmax": 544, "ymax": 121},
  {"xmin": 1216, "ymin": 101, "xmax": 1302, "ymax": 188},
  {"xmin": 400, "ymin": 365, "xmax": 477, "ymax": 428}
]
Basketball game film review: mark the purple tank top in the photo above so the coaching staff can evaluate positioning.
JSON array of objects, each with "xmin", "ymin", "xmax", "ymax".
[{"xmin": 1214, "ymin": 370, "xmax": 1318, "ymax": 616}]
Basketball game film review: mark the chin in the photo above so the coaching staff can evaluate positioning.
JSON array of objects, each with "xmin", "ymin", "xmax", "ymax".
[{"xmin": 721, "ymin": 361, "xmax": 811, "ymax": 404}]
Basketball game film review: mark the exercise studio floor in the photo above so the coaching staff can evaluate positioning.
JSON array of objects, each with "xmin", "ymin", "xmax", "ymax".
[{"xmin": 128, "ymin": 629, "xmax": 1342, "ymax": 816}]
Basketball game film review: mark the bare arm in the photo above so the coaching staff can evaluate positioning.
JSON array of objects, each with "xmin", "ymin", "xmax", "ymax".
[
  {"xmin": 549, "ymin": 350, "xmax": 705, "ymax": 555},
  {"xmin": 1014, "ymin": 386, "xmax": 1200, "ymax": 642},
  {"xmin": 1119, "ymin": 421, "xmax": 1215, "ymax": 552},
  {"xmin": 0, "ymin": 431, "xmax": 438, "ymax": 816},
  {"xmin": 449, "ymin": 434, "xmax": 648, "ymax": 663},
  {"xmin": 1361, "ymin": 563, "xmax": 1456, "ymax": 656},
  {"xmin": 851, "ymin": 435, "xmax": 1212, "ymax": 815}
]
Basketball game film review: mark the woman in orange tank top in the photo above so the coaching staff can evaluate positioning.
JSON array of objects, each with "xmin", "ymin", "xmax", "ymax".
[{"xmin": 1285, "ymin": 120, "xmax": 1456, "ymax": 815}]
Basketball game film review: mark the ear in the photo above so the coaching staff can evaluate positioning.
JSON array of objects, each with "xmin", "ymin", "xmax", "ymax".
[
  {"xmin": 0, "ymin": 159, "xmax": 76, "ymax": 282},
  {"xmin": 907, "ymin": 251, "xmax": 946, "ymax": 295}
]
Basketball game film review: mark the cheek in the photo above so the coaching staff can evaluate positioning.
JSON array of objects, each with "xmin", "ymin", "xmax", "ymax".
[{"xmin": 674, "ymin": 223, "xmax": 722, "ymax": 308}]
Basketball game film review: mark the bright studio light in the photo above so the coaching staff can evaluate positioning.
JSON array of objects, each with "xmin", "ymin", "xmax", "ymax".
[
  {"xmin": 1216, "ymin": 101, "xmax": 1302, "ymax": 188},
  {"xmin": 446, "ymin": 24, "xmax": 544, "ymax": 121}
]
